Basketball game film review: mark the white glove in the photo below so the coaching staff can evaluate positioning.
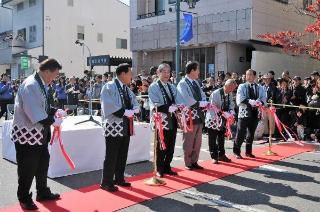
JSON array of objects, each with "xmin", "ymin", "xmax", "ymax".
[
  {"xmin": 223, "ymin": 112, "xmax": 232, "ymax": 119},
  {"xmin": 124, "ymin": 109, "xmax": 134, "ymax": 117},
  {"xmin": 199, "ymin": 101, "xmax": 208, "ymax": 108},
  {"xmin": 55, "ymin": 109, "xmax": 67, "ymax": 118},
  {"xmin": 248, "ymin": 99, "xmax": 257, "ymax": 107},
  {"xmin": 53, "ymin": 117, "xmax": 63, "ymax": 127},
  {"xmin": 169, "ymin": 105, "xmax": 178, "ymax": 113},
  {"xmin": 255, "ymin": 100, "xmax": 262, "ymax": 107},
  {"xmin": 133, "ymin": 108, "xmax": 140, "ymax": 114}
]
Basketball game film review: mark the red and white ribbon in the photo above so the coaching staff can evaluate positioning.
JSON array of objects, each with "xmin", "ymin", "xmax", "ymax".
[
  {"xmin": 269, "ymin": 107, "xmax": 304, "ymax": 146},
  {"xmin": 50, "ymin": 125, "xmax": 76, "ymax": 170},
  {"xmin": 153, "ymin": 112, "xmax": 166, "ymax": 150},
  {"xmin": 50, "ymin": 111, "xmax": 75, "ymax": 170},
  {"xmin": 206, "ymin": 103, "xmax": 234, "ymax": 139},
  {"xmin": 176, "ymin": 105, "xmax": 193, "ymax": 133},
  {"xmin": 129, "ymin": 116, "xmax": 135, "ymax": 136}
]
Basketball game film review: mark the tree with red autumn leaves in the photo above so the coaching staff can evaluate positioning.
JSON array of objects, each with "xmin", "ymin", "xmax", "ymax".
[{"xmin": 259, "ymin": 0, "xmax": 320, "ymax": 60}]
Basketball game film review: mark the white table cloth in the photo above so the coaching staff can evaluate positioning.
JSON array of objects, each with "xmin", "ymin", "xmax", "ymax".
[{"xmin": 2, "ymin": 116, "xmax": 151, "ymax": 178}]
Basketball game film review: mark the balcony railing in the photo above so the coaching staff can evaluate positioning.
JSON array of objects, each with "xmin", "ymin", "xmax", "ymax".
[{"xmin": 137, "ymin": 10, "xmax": 165, "ymax": 20}]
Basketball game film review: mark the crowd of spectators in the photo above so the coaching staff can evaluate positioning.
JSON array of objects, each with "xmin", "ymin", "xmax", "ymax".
[{"xmin": 1, "ymin": 67, "xmax": 320, "ymax": 142}]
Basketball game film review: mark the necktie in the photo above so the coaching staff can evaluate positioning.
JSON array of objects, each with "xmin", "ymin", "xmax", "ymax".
[
  {"xmin": 123, "ymin": 85, "xmax": 131, "ymax": 109},
  {"xmin": 192, "ymin": 81, "xmax": 201, "ymax": 101},
  {"xmin": 249, "ymin": 84, "xmax": 256, "ymax": 99},
  {"xmin": 164, "ymin": 83, "xmax": 172, "ymax": 100}
]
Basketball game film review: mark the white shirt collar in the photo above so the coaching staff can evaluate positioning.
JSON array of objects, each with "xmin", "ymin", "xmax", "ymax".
[
  {"xmin": 159, "ymin": 80, "xmax": 169, "ymax": 86},
  {"xmin": 117, "ymin": 78, "xmax": 125, "ymax": 88},
  {"xmin": 38, "ymin": 72, "xmax": 47, "ymax": 86},
  {"xmin": 186, "ymin": 76, "xmax": 193, "ymax": 83}
]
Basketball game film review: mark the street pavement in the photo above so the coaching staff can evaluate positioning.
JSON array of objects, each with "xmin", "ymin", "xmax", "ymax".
[{"xmin": 0, "ymin": 120, "xmax": 319, "ymax": 211}]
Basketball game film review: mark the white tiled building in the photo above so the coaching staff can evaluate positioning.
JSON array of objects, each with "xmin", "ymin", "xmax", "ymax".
[
  {"xmin": 0, "ymin": 0, "xmax": 131, "ymax": 79},
  {"xmin": 130, "ymin": 0, "xmax": 320, "ymax": 78}
]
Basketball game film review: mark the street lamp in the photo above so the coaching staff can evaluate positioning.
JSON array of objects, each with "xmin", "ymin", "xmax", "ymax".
[{"xmin": 175, "ymin": 0, "xmax": 199, "ymax": 83}]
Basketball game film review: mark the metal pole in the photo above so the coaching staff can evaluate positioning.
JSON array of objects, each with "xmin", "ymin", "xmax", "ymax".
[
  {"xmin": 175, "ymin": 0, "xmax": 181, "ymax": 84},
  {"xmin": 265, "ymin": 100, "xmax": 277, "ymax": 156},
  {"xmin": 84, "ymin": 44, "xmax": 93, "ymax": 116},
  {"xmin": 144, "ymin": 104, "xmax": 166, "ymax": 186}
]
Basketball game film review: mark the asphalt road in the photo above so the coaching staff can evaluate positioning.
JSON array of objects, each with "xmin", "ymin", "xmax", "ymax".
[{"xmin": 1, "ymin": 122, "xmax": 319, "ymax": 211}]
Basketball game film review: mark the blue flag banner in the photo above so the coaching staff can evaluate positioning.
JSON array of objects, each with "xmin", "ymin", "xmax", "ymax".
[{"xmin": 180, "ymin": 13, "xmax": 193, "ymax": 44}]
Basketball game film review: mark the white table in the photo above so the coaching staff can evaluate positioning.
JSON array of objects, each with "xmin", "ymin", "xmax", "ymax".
[{"xmin": 2, "ymin": 116, "xmax": 151, "ymax": 178}]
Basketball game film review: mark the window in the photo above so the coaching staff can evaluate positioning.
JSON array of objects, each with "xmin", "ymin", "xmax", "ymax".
[
  {"xmin": 17, "ymin": 2, "xmax": 24, "ymax": 11},
  {"xmin": 156, "ymin": 0, "xmax": 165, "ymax": 15},
  {"xmin": 77, "ymin": 25, "xmax": 84, "ymax": 40},
  {"xmin": 274, "ymin": 0, "xmax": 289, "ymax": 4},
  {"xmin": 29, "ymin": 25, "xmax": 36, "ymax": 42},
  {"xmin": 29, "ymin": 0, "xmax": 36, "ymax": 7},
  {"xmin": 303, "ymin": 0, "xmax": 313, "ymax": 10},
  {"xmin": 137, "ymin": 0, "xmax": 165, "ymax": 19},
  {"xmin": 67, "ymin": 0, "xmax": 74, "ymax": 7},
  {"xmin": 97, "ymin": 33, "xmax": 103, "ymax": 43},
  {"xmin": 116, "ymin": 38, "xmax": 127, "ymax": 49},
  {"xmin": 17, "ymin": 28, "xmax": 26, "ymax": 41}
]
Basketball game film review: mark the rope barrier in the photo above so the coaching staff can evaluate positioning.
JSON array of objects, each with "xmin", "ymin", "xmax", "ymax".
[{"xmin": 267, "ymin": 103, "xmax": 320, "ymax": 110}]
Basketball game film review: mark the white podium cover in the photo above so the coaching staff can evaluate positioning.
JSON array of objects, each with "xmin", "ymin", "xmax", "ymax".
[{"xmin": 2, "ymin": 116, "xmax": 151, "ymax": 178}]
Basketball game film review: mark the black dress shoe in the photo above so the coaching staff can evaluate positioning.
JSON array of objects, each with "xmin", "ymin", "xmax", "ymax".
[
  {"xmin": 100, "ymin": 184, "xmax": 118, "ymax": 192},
  {"xmin": 245, "ymin": 153, "xmax": 256, "ymax": 158},
  {"xmin": 165, "ymin": 170, "xmax": 178, "ymax": 176},
  {"xmin": 234, "ymin": 153, "xmax": 243, "ymax": 159},
  {"xmin": 19, "ymin": 200, "xmax": 38, "ymax": 210},
  {"xmin": 219, "ymin": 155, "xmax": 231, "ymax": 162},
  {"xmin": 192, "ymin": 163, "xmax": 204, "ymax": 169},
  {"xmin": 36, "ymin": 192, "xmax": 60, "ymax": 202},
  {"xmin": 114, "ymin": 181, "xmax": 131, "ymax": 187},
  {"xmin": 156, "ymin": 172, "xmax": 164, "ymax": 178}
]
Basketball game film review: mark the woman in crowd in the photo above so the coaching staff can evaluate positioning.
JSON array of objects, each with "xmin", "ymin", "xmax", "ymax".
[
  {"xmin": 138, "ymin": 79, "xmax": 150, "ymax": 122},
  {"xmin": 55, "ymin": 77, "xmax": 67, "ymax": 109}
]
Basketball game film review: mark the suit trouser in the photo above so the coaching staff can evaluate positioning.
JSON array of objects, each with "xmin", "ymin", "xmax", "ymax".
[
  {"xmin": 183, "ymin": 123, "xmax": 203, "ymax": 166},
  {"xmin": 102, "ymin": 136, "xmax": 130, "ymax": 186},
  {"xmin": 233, "ymin": 117, "xmax": 259, "ymax": 155},
  {"xmin": 15, "ymin": 143, "xmax": 50, "ymax": 202},
  {"xmin": 208, "ymin": 128, "xmax": 226, "ymax": 160},
  {"xmin": 262, "ymin": 109, "xmax": 275, "ymax": 135},
  {"xmin": 156, "ymin": 126, "xmax": 177, "ymax": 173}
]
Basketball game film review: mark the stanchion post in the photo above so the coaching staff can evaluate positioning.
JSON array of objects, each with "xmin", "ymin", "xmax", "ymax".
[
  {"xmin": 265, "ymin": 100, "xmax": 277, "ymax": 156},
  {"xmin": 144, "ymin": 104, "xmax": 166, "ymax": 186}
]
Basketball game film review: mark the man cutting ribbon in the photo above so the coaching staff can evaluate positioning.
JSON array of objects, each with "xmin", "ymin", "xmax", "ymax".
[
  {"xmin": 100, "ymin": 63, "xmax": 140, "ymax": 192},
  {"xmin": 205, "ymin": 79, "xmax": 237, "ymax": 164},
  {"xmin": 11, "ymin": 59, "xmax": 63, "ymax": 210}
]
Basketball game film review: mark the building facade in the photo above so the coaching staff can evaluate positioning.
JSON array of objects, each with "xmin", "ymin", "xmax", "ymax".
[
  {"xmin": 0, "ymin": 5, "xmax": 13, "ymax": 74},
  {"xmin": 130, "ymin": 0, "xmax": 320, "ymax": 78},
  {"xmin": 0, "ymin": 0, "xmax": 131, "ymax": 79}
]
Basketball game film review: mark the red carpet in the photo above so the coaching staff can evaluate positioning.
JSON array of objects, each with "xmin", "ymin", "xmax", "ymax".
[{"xmin": 1, "ymin": 143, "xmax": 315, "ymax": 212}]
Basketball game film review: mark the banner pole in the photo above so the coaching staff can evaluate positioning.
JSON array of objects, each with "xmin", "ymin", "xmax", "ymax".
[{"xmin": 265, "ymin": 101, "xmax": 277, "ymax": 156}]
